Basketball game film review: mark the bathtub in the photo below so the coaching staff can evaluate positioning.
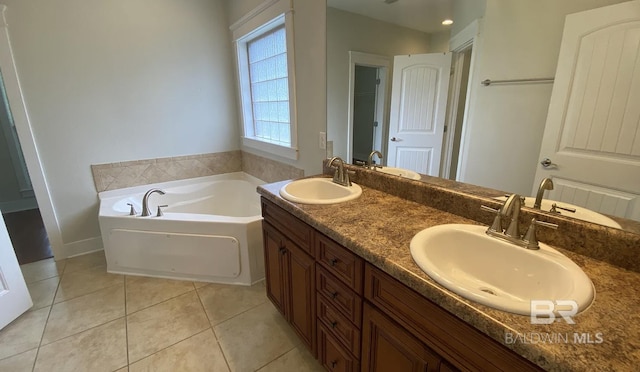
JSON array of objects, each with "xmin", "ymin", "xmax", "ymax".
[{"xmin": 98, "ymin": 172, "xmax": 265, "ymax": 286}]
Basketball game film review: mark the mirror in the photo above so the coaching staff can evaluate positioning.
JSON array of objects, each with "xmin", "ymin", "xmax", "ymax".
[{"xmin": 326, "ymin": 0, "xmax": 640, "ymax": 233}]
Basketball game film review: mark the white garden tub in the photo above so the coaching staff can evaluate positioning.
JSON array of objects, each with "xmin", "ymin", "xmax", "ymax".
[{"xmin": 98, "ymin": 172, "xmax": 265, "ymax": 285}]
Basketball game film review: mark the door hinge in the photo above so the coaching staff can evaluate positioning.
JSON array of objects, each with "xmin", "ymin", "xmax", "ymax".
[
  {"xmin": 376, "ymin": 78, "xmax": 381, "ymax": 85},
  {"xmin": 373, "ymin": 121, "xmax": 379, "ymax": 127},
  {"xmin": 444, "ymin": 125, "xmax": 448, "ymax": 133}
]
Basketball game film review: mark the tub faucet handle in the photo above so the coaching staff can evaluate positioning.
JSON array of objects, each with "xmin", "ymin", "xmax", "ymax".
[
  {"xmin": 126, "ymin": 203, "xmax": 137, "ymax": 216},
  {"xmin": 156, "ymin": 205, "xmax": 168, "ymax": 217}
]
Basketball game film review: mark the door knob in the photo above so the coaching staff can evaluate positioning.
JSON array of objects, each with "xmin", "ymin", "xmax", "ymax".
[{"xmin": 390, "ymin": 137, "xmax": 400, "ymax": 142}]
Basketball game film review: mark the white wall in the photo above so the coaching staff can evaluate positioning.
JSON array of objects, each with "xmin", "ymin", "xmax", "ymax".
[
  {"xmin": 326, "ymin": 7, "xmax": 431, "ymax": 160},
  {"xmin": 224, "ymin": 0, "xmax": 327, "ymax": 176},
  {"xmin": 458, "ymin": 0, "xmax": 630, "ymax": 195},
  {"xmin": 3, "ymin": 0, "xmax": 239, "ymax": 254}
]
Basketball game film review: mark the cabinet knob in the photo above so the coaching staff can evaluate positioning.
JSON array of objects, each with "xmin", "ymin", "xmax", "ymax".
[
  {"xmin": 330, "ymin": 258, "xmax": 338, "ymax": 266},
  {"xmin": 331, "ymin": 292, "xmax": 338, "ymax": 299},
  {"xmin": 279, "ymin": 247, "xmax": 286, "ymax": 255},
  {"xmin": 331, "ymin": 321, "xmax": 337, "ymax": 329},
  {"xmin": 331, "ymin": 360, "xmax": 337, "ymax": 368}
]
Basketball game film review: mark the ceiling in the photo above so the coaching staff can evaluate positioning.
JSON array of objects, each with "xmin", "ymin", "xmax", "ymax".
[{"xmin": 326, "ymin": 0, "xmax": 453, "ymax": 34}]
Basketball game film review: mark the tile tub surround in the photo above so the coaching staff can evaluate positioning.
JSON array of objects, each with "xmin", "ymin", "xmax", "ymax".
[
  {"xmin": 258, "ymin": 180, "xmax": 640, "ymax": 371},
  {"xmin": 323, "ymin": 161, "xmax": 640, "ymax": 273},
  {"xmin": 91, "ymin": 150, "xmax": 304, "ymax": 192}
]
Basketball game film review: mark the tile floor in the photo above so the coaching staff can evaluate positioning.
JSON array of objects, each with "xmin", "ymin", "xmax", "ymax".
[{"xmin": 0, "ymin": 251, "xmax": 324, "ymax": 372}]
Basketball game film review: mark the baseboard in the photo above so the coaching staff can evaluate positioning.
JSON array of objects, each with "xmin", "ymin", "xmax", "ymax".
[
  {"xmin": 0, "ymin": 198, "xmax": 38, "ymax": 213},
  {"xmin": 61, "ymin": 236, "xmax": 104, "ymax": 259}
]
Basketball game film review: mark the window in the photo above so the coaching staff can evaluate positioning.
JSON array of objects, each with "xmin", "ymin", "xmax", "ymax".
[{"xmin": 233, "ymin": 2, "xmax": 297, "ymax": 159}]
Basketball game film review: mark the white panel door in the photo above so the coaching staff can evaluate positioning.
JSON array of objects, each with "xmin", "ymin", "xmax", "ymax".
[
  {"xmin": 534, "ymin": 0, "xmax": 640, "ymax": 221},
  {"xmin": 0, "ymin": 211, "xmax": 32, "ymax": 330},
  {"xmin": 387, "ymin": 53, "xmax": 452, "ymax": 176}
]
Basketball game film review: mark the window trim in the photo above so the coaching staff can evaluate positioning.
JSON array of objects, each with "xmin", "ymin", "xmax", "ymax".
[{"xmin": 232, "ymin": 0, "xmax": 298, "ymax": 160}]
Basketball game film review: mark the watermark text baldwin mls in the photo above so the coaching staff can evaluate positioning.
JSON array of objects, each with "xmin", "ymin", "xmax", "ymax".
[{"xmin": 505, "ymin": 332, "xmax": 604, "ymax": 345}]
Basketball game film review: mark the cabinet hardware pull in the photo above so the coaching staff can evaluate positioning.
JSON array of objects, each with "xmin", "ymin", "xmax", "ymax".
[
  {"xmin": 279, "ymin": 247, "xmax": 286, "ymax": 255},
  {"xmin": 331, "ymin": 360, "xmax": 337, "ymax": 368},
  {"xmin": 331, "ymin": 292, "xmax": 338, "ymax": 299},
  {"xmin": 330, "ymin": 258, "xmax": 338, "ymax": 266}
]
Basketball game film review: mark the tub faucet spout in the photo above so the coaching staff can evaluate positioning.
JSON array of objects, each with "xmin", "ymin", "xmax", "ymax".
[{"xmin": 141, "ymin": 188, "xmax": 166, "ymax": 217}]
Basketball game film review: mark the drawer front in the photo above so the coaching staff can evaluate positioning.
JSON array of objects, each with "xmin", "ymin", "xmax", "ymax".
[
  {"xmin": 317, "ymin": 324, "xmax": 360, "ymax": 372},
  {"xmin": 315, "ymin": 233, "xmax": 363, "ymax": 293},
  {"xmin": 364, "ymin": 264, "xmax": 541, "ymax": 372},
  {"xmin": 261, "ymin": 198, "xmax": 313, "ymax": 255},
  {"xmin": 316, "ymin": 266, "xmax": 362, "ymax": 326},
  {"xmin": 317, "ymin": 295, "xmax": 361, "ymax": 357}
]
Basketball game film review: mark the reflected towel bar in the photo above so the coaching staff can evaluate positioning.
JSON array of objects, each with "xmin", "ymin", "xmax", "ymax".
[{"xmin": 481, "ymin": 77, "xmax": 555, "ymax": 86}]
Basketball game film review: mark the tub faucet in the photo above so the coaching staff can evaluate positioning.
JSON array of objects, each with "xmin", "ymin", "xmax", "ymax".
[
  {"xmin": 141, "ymin": 188, "xmax": 166, "ymax": 217},
  {"xmin": 367, "ymin": 151, "xmax": 384, "ymax": 170},
  {"xmin": 534, "ymin": 178, "xmax": 554, "ymax": 209}
]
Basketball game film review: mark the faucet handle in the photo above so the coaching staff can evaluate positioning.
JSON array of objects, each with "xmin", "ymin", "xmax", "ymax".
[
  {"xmin": 522, "ymin": 218, "xmax": 558, "ymax": 250},
  {"xmin": 156, "ymin": 205, "xmax": 168, "ymax": 217},
  {"xmin": 126, "ymin": 203, "xmax": 137, "ymax": 216},
  {"xmin": 481, "ymin": 205, "xmax": 503, "ymax": 232}
]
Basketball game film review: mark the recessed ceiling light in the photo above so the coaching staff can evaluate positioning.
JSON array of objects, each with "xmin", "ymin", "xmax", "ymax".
[{"xmin": 442, "ymin": 19, "xmax": 454, "ymax": 25}]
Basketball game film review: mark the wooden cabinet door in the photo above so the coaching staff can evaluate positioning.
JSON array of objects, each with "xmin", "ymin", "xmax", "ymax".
[
  {"xmin": 263, "ymin": 222, "xmax": 287, "ymax": 316},
  {"xmin": 287, "ymin": 240, "xmax": 316, "ymax": 353},
  {"xmin": 362, "ymin": 303, "xmax": 442, "ymax": 372}
]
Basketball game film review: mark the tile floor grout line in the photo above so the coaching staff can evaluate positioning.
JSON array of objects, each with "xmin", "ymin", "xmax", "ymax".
[
  {"xmin": 125, "ymin": 283, "xmax": 198, "ymax": 316},
  {"xmin": 30, "ymin": 270, "xmax": 62, "ymax": 372},
  {"xmin": 253, "ymin": 344, "xmax": 298, "ymax": 372},
  {"xmin": 36, "ymin": 315, "xmax": 128, "ymax": 350},
  {"xmin": 194, "ymin": 284, "xmax": 233, "ymax": 372},
  {"xmin": 52, "ymin": 274, "xmax": 124, "ymax": 306},
  {"xmin": 210, "ymin": 297, "xmax": 269, "ymax": 328},
  {"xmin": 124, "ymin": 276, "xmax": 130, "ymax": 369},
  {"xmin": 127, "ymin": 327, "xmax": 214, "ymax": 369}
]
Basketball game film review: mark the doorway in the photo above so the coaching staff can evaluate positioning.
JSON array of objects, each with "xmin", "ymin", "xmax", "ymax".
[
  {"xmin": 0, "ymin": 71, "xmax": 51, "ymax": 265},
  {"xmin": 347, "ymin": 52, "xmax": 391, "ymax": 166}
]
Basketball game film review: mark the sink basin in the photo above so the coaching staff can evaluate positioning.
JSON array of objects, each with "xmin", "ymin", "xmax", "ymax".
[
  {"xmin": 410, "ymin": 224, "xmax": 594, "ymax": 315},
  {"xmin": 495, "ymin": 196, "xmax": 621, "ymax": 229},
  {"xmin": 373, "ymin": 167, "xmax": 421, "ymax": 180},
  {"xmin": 279, "ymin": 178, "xmax": 362, "ymax": 204}
]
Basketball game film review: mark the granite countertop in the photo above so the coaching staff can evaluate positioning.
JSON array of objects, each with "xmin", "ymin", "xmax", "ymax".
[{"xmin": 258, "ymin": 179, "xmax": 640, "ymax": 372}]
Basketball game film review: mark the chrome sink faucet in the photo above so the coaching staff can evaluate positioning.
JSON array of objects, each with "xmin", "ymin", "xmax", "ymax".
[
  {"xmin": 482, "ymin": 193, "xmax": 557, "ymax": 249},
  {"xmin": 534, "ymin": 177, "xmax": 554, "ymax": 209},
  {"xmin": 141, "ymin": 188, "xmax": 166, "ymax": 217},
  {"xmin": 328, "ymin": 157, "xmax": 352, "ymax": 186},
  {"xmin": 367, "ymin": 151, "xmax": 383, "ymax": 170}
]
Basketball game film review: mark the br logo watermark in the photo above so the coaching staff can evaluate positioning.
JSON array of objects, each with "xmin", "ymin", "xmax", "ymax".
[{"xmin": 530, "ymin": 300, "xmax": 578, "ymax": 325}]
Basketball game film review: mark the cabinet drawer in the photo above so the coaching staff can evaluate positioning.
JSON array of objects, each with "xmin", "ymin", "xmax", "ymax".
[
  {"xmin": 317, "ymin": 324, "xmax": 360, "ymax": 372},
  {"xmin": 317, "ymin": 295, "xmax": 361, "ymax": 357},
  {"xmin": 364, "ymin": 264, "xmax": 541, "ymax": 372},
  {"xmin": 261, "ymin": 198, "xmax": 313, "ymax": 255},
  {"xmin": 315, "ymin": 233, "xmax": 363, "ymax": 293},
  {"xmin": 316, "ymin": 266, "xmax": 362, "ymax": 326}
]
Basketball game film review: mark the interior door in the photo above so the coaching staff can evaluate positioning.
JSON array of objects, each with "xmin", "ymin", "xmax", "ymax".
[
  {"xmin": 387, "ymin": 53, "xmax": 452, "ymax": 176},
  {"xmin": 533, "ymin": 0, "xmax": 640, "ymax": 221},
  {"xmin": 0, "ymin": 210, "xmax": 32, "ymax": 330}
]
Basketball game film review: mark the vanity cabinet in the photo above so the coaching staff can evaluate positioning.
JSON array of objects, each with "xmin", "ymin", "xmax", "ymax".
[
  {"xmin": 262, "ymin": 200, "xmax": 316, "ymax": 353},
  {"xmin": 261, "ymin": 197, "xmax": 541, "ymax": 372}
]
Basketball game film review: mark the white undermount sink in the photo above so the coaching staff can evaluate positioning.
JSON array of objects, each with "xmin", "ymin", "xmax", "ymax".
[
  {"xmin": 373, "ymin": 167, "xmax": 422, "ymax": 180},
  {"xmin": 410, "ymin": 224, "xmax": 594, "ymax": 315},
  {"xmin": 495, "ymin": 196, "xmax": 621, "ymax": 229},
  {"xmin": 279, "ymin": 178, "xmax": 362, "ymax": 204}
]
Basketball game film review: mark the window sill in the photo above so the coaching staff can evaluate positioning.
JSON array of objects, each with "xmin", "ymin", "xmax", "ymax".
[{"xmin": 242, "ymin": 137, "xmax": 298, "ymax": 160}]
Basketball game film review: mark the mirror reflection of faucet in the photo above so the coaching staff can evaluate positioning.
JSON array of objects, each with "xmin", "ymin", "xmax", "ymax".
[{"xmin": 367, "ymin": 151, "xmax": 384, "ymax": 170}]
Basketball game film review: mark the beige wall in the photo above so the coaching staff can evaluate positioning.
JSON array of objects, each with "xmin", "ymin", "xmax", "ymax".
[
  {"xmin": 224, "ymin": 0, "xmax": 327, "ymax": 178},
  {"xmin": 4, "ymin": 0, "xmax": 239, "ymax": 254},
  {"xmin": 326, "ymin": 7, "xmax": 431, "ymax": 160},
  {"xmin": 458, "ymin": 0, "xmax": 630, "ymax": 195}
]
